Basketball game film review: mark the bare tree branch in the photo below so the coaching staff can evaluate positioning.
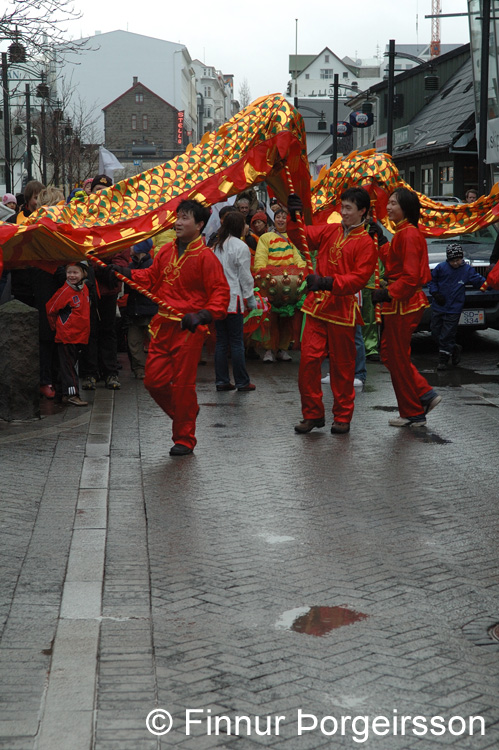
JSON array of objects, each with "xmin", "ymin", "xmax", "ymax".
[
  {"xmin": 0, "ymin": 0, "xmax": 87, "ymax": 55},
  {"xmin": 238, "ymin": 78, "xmax": 251, "ymax": 109}
]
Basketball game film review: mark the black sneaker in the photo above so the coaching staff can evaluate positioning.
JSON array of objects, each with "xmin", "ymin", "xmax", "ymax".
[
  {"xmin": 436, "ymin": 353, "xmax": 450, "ymax": 371},
  {"xmin": 169, "ymin": 444, "xmax": 193, "ymax": 456},
  {"xmin": 82, "ymin": 376, "xmax": 97, "ymax": 390},
  {"xmin": 105, "ymin": 374, "xmax": 121, "ymax": 390},
  {"xmin": 451, "ymin": 344, "xmax": 462, "ymax": 366}
]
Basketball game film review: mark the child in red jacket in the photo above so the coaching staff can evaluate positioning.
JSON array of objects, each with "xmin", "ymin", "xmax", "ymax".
[{"xmin": 46, "ymin": 262, "xmax": 91, "ymax": 406}]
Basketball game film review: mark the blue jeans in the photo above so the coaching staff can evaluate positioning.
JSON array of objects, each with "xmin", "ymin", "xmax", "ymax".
[
  {"xmin": 355, "ymin": 325, "xmax": 367, "ymax": 383},
  {"xmin": 215, "ymin": 313, "xmax": 250, "ymax": 388},
  {"xmin": 431, "ymin": 310, "xmax": 460, "ymax": 355}
]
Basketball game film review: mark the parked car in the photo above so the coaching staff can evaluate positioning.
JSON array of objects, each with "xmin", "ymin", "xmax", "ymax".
[
  {"xmin": 418, "ymin": 223, "xmax": 499, "ymax": 331},
  {"xmin": 428, "ymin": 195, "xmax": 462, "ymax": 204}
]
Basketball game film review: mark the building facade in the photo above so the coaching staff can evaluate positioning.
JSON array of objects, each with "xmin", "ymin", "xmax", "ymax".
[
  {"xmin": 57, "ymin": 31, "xmax": 198, "ymax": 145},
  {"xmin": 468, "ymin": 0, "xmax": 499, "ymax": 185},
  {"xmin": 288, "ymin": 48, "xmax": 381, "ymax": 101},
  {"xmin": 347, "ymin": 45, "xmax": 475, "ymax": 198},
  {"xmin": 191, "ymin": 60, "xmax": 235, "ymax": 139},
  {"xmin": 103, "ymin": 78, "xmax": 183, "ymax": 173}
]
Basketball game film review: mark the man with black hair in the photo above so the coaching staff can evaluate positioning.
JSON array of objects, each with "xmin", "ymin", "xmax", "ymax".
[
  {"xmin": 114, "ymin": 199, "xmax": 230, "ymax": 456},
  {"xmin": 287, "ymin": 187, "xmax": 376, "ymax": 435}
]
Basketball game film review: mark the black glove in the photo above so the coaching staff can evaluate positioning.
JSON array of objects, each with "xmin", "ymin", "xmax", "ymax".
[
  {"xmin": 306, "ymin": 274, "xmax": 333, "ymax": 292},
  {"xmin": 181, "ymin": 309, "xmax": 213, "ymax": 332},
  {"xmin": 372, "ymin": 287, "xmax": 391, "ymax": 303},
  {"xmin": 287, "ymin": 193, "xmax": 303, "ymax": 221},
  {"xmin": 109, "ymin": 264, "xmax": 132, "ymax": 280},
  {"xmin": 432, "ymin": 292, "xmax": 446, "ymax": 306}
]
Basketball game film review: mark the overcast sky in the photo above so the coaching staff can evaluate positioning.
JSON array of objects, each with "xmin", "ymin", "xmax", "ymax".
[{"xmin": 69, "ymin": 0, "xmax": 470, "ymax": 100}]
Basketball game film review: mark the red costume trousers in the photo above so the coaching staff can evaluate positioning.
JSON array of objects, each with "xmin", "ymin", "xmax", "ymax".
[
  {"xmin": 144, "ymin": 321, "xmax": 205, "ymax": 450},
  {"xmin": 380, "ymin": 309, "xmax": 431, "ymax": 418},
  {"xmin": 299, "ymin": 315, "xmax": 356, "ymax": 424}
]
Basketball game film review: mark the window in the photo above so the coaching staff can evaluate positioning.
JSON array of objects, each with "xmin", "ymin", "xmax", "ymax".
[
  {"xmin": 135, "ymin": 93, "xmax": 144, "ymax": 103},
  {"xmin": 343, "ymin": 72, "xmax": 348, "ymax": 79},
  {"xmin": 204, "ymin": 106, "xmax": 211, "ymax": 118},
  {"xmin": 439, "ymin": 164, "xmax": 454, "ymax": 194},
  {"xmin": 325, "ymin": 54, "xmax": 330, "ymax": 63},
  {"xmin": 422, "ymin": 166, "xmax": 433, "ymax": 195},
  {"xmin": 204, "ymin": 86, "xmax": 211, "ymax": 97},
  {"xmin": 320, "ymin": 69, "xmax": 335, "ymax": 79},
  {"xmin": 142, "ymin": 114, "xmax": 148, "ymax": 130},
  {"xmin": 305, "ymin": 74, "xmax": 309, "ymax": 79},
  {"xmin": 131, "ymin": 114, "xmax": 137, "ymax": 130}
]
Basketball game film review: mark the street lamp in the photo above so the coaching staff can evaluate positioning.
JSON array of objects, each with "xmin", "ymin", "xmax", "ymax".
[{"xmin": 196, "ymin": 91, "xmax": 204, "ymax": 142}]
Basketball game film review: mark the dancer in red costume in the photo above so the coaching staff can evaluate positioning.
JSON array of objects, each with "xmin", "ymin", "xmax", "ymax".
[
  {"xmin": 287, "ymin": 187, "xmax": 377, "ymax": 435},
  {"xmin": 113, "ymin": 200, "xmax": 230, "ymax": 455},
  {"xmin": 372, "ymin": 187, "xmax": 441, "ymax": 427}
]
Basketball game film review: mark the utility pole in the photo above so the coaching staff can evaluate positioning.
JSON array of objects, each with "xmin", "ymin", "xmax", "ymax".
[
  {"xmin": 294, "ymin": 18, "xmax": 299, "ymax": 109},
  {"xmin": 2, "ymin": 52, "xmax": 12, "ymax": 193},
  {"xmin": 386, "ymin": 40, "xmax": 396, "ymax": 155},
  {"xmin": 331, "ymin": 74, "xmax": 339, "ymax": 163},
  {"xmin": 25, "ymin": 83, "xmax": 32, "ymax": 182},
  {"xmin": 478, "ymin": 0, "xmax": 491, "ymax": 195}
]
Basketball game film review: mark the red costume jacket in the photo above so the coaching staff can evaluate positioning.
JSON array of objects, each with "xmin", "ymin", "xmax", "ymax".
[
  {"xmin": 378, "ymin": 219, "xmax": 430, "ymax": 315},
  {"xmin": 287, "ymin": 219, "xmax": 376, "ymax": 326},
  {"xmin": 130, "ymin": 235, "xmax": 230, "ymax": 335},
  {"xmin": 46, "ymin": 282, "xmax": 90, "ymax": 344}
]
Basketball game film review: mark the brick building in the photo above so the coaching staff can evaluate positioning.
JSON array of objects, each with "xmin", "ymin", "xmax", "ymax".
[{"xmin": 103, "ymin": 77, "xmax": 185, "ymax": 171}]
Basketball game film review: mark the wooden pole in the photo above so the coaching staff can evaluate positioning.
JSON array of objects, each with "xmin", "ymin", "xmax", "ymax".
[{"xmin": 283, "ymin": 164, "xmax": 314, "ymax": 274}]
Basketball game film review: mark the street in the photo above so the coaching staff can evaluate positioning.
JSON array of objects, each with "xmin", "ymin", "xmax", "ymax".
[{"xmin": 1, "ymin": 330, "xmax": 499, "ymax": 749}]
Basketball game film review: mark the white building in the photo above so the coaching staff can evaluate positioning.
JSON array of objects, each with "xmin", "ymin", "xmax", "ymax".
[
  {"xmin": 57, "ymin": 30, "xmax": 198, "ymax": 144},
  {"xmin": 288, "ymin": 47, "xmax": 381, "ymax": 101},
  {"xmin": 191, "ymin": 60, "xmax": 235, "ymax": 139}
]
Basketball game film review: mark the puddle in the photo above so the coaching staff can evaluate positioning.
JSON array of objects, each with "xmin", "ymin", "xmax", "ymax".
[
  {"xmin": 409, "ymin": 431, "xmax": 452, "ymax": 445},
  {"xmin": 258, "ymin": 533, "xmax": 295, "ymax": 544},
  {"xmin": 424, "ymin": 368, "xmax": 499, "ymax": 387},
  {"xmin": 463, "ymin": 401, "xmax": 498, "ymax": 408},
  {"xmin": 276, "ymin": 606, "xmax": 368, "ymax": 636}
]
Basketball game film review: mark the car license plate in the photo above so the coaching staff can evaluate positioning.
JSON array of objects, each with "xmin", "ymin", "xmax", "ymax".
[{"xmin": 459, "ymin": 309, "xmax": 484, "ymax": 325}]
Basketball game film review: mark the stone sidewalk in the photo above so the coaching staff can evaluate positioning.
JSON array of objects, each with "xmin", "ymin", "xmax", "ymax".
[{"xmin": 1, "ymin": 339, "xmax": 499, "ymax": 749}]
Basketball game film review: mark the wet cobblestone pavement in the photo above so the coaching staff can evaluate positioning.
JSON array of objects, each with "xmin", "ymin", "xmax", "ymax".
[{"xmin": 1, "ymin": 331, "xmax": 499, "ymax": 749}]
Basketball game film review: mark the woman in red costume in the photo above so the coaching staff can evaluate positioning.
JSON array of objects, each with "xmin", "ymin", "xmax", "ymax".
[
  {"xmin": 372, "ymin": 188, "xmax": 441, "ymax": 427},
  {"xmin": 114, "ymin": 200, "xmax": 230, "ymax": 456}
]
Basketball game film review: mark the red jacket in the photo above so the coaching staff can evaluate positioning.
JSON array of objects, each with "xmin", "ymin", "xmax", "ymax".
[
  {"xmin": 287, "ymin": 218, "xmax": 376, "ymax": 326},
  {"xmin": 378, "ymin": 219, "xmax": 430, "ymax": 315},
  {"xmin": 130, "ymin": 235, "xmax": 230, "ymax": 334},
  {"xmin": 46, "ymin": 282, "xmax": 90, "ymax": 344}
]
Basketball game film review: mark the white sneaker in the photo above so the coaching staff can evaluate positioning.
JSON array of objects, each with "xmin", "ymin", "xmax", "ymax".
[
  {"xmin": 321, "ymin": 373, "xmax": 330, "ymax": 384},
  {"xmin": 262, "ymin": 350, "xmax": 275, "ymax": 363},
  {"xmin": 389, "ymin": 416, "xmax": 427, "ymax": 428},
  {"xmin": 276, "ymin": 349, "xmax": 292, "ymax": 361},
  {"xmin": 353, "ymin": 378, "xmax": 364, "ymax": 387}
]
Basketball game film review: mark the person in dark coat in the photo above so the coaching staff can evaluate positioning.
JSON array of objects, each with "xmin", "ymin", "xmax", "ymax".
[{"xmin": 125, "ymin": 239, "xmax": 158, "ymax": 379}]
